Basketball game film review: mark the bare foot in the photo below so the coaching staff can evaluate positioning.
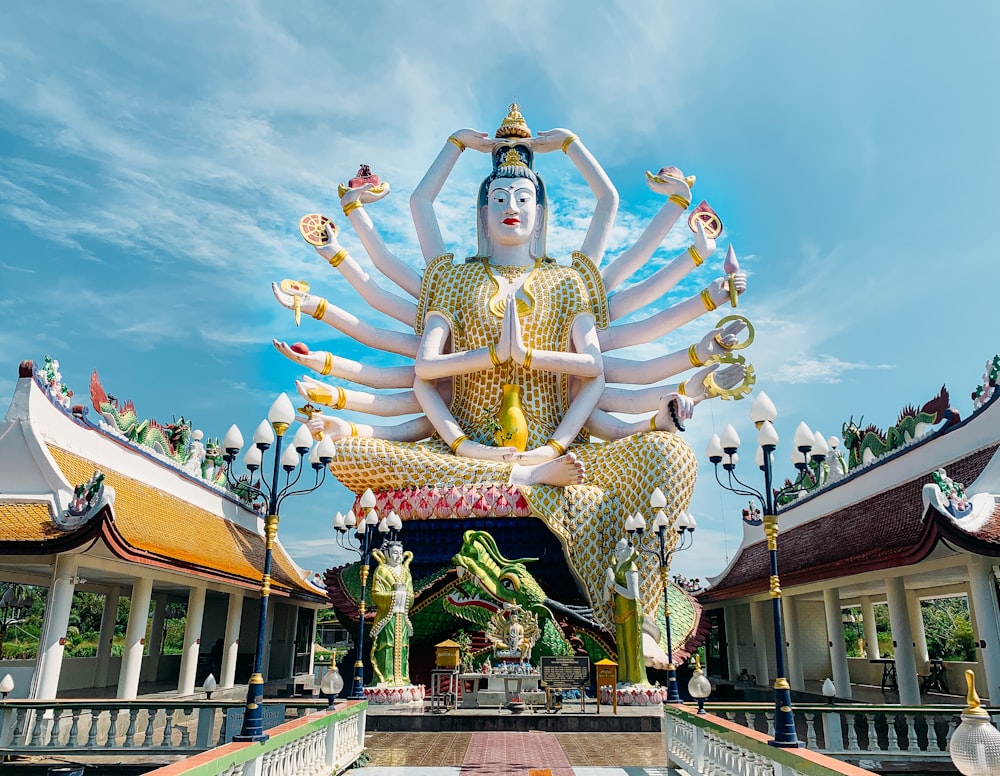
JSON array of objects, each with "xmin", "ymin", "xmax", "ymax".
[{"xmin": 511, "ymin": 453, "xmax": 585, "ymax": 486}]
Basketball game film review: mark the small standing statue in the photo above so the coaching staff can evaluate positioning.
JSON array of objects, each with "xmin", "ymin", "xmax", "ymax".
[
  {"xmin": 605, "ymin": 539, "xmax": 648, "ymax": 685},
  {"xmin": 369, "ymin": 541, "xmax": 414, "ymax": 686}
]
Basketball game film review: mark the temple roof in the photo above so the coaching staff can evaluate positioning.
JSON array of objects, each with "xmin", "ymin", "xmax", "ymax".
[
  {"xmin": 0, "ymin": 360, "xmax": 325, "ymax": 603},
  {"xmin": 700, "ymin": 396, "xmax": 1000, "ymax": 605}
]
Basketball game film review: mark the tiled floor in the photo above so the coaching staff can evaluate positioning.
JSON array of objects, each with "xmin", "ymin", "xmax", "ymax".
[{"xmin": 361, "ymin": 730, "xmax": 676, "ymax": 775}]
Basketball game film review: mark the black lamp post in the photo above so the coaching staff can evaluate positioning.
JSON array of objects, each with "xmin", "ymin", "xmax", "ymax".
[
  {"xmin": 332, "ymin": 489, "xmax": 403, "ymax": 700},
  {"xmin": 221, "ymin": 394, "xmax": 335, "ymax": 742},
  {"xmin": 0, "ymin": 584, "xmax": 35, "ymax": 660},
  {"xmin": 623, "ymin": 489, "xmax": 695, "ymax": 703},
  {"xmin": 706, "ymin": 390, "xmax": 828, "ymax": 748}
]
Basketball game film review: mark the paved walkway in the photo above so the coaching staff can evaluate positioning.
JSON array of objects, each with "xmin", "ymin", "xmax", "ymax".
[{"xmin": 358, "ymin": 730, "xmax": 680, "ymax": 775}]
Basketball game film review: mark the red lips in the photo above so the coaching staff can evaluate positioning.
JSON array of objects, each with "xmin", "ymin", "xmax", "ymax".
[{"xmin": 503, "ymin": 218, "xmax": 520, "ymax": 225}]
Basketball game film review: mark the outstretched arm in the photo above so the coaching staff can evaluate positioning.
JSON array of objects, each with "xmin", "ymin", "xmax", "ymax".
[
  {"xmin": 587, "ymin": 393, "xmax": 694, "ymax": 441},
  {"xmin": 598, "ymin": 274, "xmax": 746, "ymax": 353},
  {"xmin": 303, "ymin": 409, "xmax": 433, "ymax": 443},
  {"xmin": 532, "ymin": 129, "xmax": 619, "ymax": 263},
  {"xmin": 599, "ymin": 362, "xmax": 746, "ymax": 413},
  {"xmin": 295, "ymin": 377, "xmax": 424, "ymax": 417},
  {"xmin": 273, "ymin": 283, "xmax": 419, "ymax": 358},
  {"xmin": 339, "ymin": 183, "xmax": 422, "ymax": 299},
  {"xmin": 601, "ymin": 172, "xmax": 693, "ymax": 291},
  {"xmin": 313, "ymin": 224, "xmax": 417, "ymax": 326},
  {"xmin": 273, "ymin": 340, "xmax": 415, "ymax": 389},
  {"xmin": 608, "ymin": 221, "xmax": 715, "ymax": 321},
  {"xmin": 410, "ymin": 129, "xmax": 496, "ymax": 263}
]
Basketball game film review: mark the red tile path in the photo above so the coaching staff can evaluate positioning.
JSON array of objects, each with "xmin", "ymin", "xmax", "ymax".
[{"xmin": 461, "ymin": 731, "xmax": 573, "ymax": 776}]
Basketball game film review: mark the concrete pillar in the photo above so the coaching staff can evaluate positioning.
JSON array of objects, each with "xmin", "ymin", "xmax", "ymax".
[
  {"xmin": 94, "ymin": 585, "xmax": 120, "ymax": 688},
  {"xmin": 885, "ymin": 576, "xmax": 921, "ymax": 705},
  {"xmin": 749, "ymin": 599, "xmax": 771, "ymax": 685},
  {"xmin": 177, "ymin": 586, "xmax": 207, "ymax": 695},
  {"xmin": 906, "ymin": 589, "xmax": 930, "ymax": 671},
  {"xmin": 145, "ymin": 594, "xmax": 168, "ymax": 682},
  {"xmin": 222, "ymin": 591, "xmax": 244, "ymax": 689},
  {"xmin": 32, "ymin": 555, "xmax": 80, "ymax": 699},
  {"xmin": 117, "ymin": 577, "xmax": 153, "ymax": 700},
  {"xmin": 783, "ymin": 596, "xmax": 804, "ymax": 692},
  {"xmin": 967, "ymin": 556, "xmax": 1000, "ymax": 702},
  {"xmin": 861, "ymin": 595, "xmax": 879, "ymax": 659},
  {"xmin": 823, "ymin": 588, "xmax": 852, "ymax": 700}
]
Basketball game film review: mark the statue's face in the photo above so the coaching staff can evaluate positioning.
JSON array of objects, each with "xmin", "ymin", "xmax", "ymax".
[
  {"xmin": 389, "ymin": 544, "xmax": 403, "ymax": 564},
  {"xmin": 485, "ymin": 178, "xmax": 539, "ymax": 247}
]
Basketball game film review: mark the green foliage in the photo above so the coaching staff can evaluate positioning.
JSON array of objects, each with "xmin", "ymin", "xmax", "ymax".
[{"xmin": 922, "ymin": 597, "xmax": 977, "ymax": 662}]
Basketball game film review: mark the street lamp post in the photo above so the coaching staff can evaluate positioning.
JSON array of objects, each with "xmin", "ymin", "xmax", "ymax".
[
  {"xmin": 623, "ymin": 488, "xmax": 696, "ymax": 703},
  {"xmin": 222, "ymin": 394, "xmax": 335, "ymax": 742},
  {"xmin": 332, "ymin": 489, "xmax": 402, "ymax": 700},
  {"xmin": 0, "ymin": 584, "xmax": 35, "ymax": 660},
  {"xmin": 706, "ymin": 390, "xmax": 826, "ymax": 748}
]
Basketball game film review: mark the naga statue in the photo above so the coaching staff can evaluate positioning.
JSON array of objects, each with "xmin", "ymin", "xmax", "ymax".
[{"xmin": 278, "ymin": 105, "xmax": 754, "ymax": 669}]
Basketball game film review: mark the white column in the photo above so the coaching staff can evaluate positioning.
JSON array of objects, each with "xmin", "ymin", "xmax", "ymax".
[
  {"xmin": 145, "ymin": 594, "xmax": 168, "ymax": 682},
  {"xmin": 885, "ymin": 576, "xmax": 921, "ymax": 705},
  {"xmin": 861, "ymin": 595, "xmax": 880, "ymax": 659},
  {"xmin": 222, "ymin": 591, "xmax": 244, "ymax": 689},
  {"xmin": 783, "ymin": 596, "xmax": 804, "ymax": 692},
  {"xmin": 749, "ymin": 599, "xmax": 771, "ymax": 686},
  {"xmin": 823, "ymin": 588, "xmax": 852, "ymax": 700},
  {"xmin": 117, "ymin": 577, "xmax": 153, "ymax": 700},
  {"xmin": 967, "ymin": 556, "xmax": 1000, "ymax": 701},
  {"xmin": 177, "ymin": 586, "xmax": 207, "ymax": 695},
  {"xmin": 94, "ymin": 584, "xmax": 120, "ymax": 688},
  {"xmin": 906, "ymin": 589, "xmax": 929, "ymax": 671},
  {"xmin": 32, "ymin": 555, "xmax": 80, "ymax": 699}
]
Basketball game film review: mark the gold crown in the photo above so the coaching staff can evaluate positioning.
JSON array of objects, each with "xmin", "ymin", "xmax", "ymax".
[
  {"xmin": 499, "ymin": 148, "xmax": 528, "ymax": 168},
  {"xmin": 495, "ymin": 102, "xmax": 532, "ymax": 139}
]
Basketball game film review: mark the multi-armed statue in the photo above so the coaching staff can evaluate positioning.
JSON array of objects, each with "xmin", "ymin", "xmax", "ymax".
[{"xmin": 273, "ymin": 104, "xmax": 754, "ymax": 663}]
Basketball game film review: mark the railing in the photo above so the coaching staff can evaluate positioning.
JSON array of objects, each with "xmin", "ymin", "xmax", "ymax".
[
  {"xmin": 664, "ymin": 704, "xmax": 880, "ymax": 775},
  {"xmin": 0, "ymin": 698, "xmax": 364, "ymax": 765}
]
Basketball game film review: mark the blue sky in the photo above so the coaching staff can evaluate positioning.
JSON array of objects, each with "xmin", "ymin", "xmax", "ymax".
[{"xmin": 1, "ymin": 2, "xmax": 998, "ymax": 587}]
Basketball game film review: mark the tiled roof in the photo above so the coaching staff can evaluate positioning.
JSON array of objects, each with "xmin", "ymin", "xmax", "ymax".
[
  {"xmin": 0, "ymin": 501, "xmax": 61, "ymax": 541},
  {"xmin": 700, "ymin": 444, "xmax": 999, "ymax": 603},
  {"xmin": 931, "ymin": 500, "xmax": 1000, "ymax": 553},
  {"xmin": 31, "ymin": 445, "xmax": 321, "ymax": 599}
]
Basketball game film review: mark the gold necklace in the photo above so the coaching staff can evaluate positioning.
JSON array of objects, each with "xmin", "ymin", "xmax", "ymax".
[{"xmin": 482, "ymin": 257, "xmax": 541, "ymax": 318}]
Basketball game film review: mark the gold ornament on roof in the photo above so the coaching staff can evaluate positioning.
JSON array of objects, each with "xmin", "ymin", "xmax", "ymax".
[{"xmin": 496, "ymin": 102, "xmax": 532, "ymax": 139}]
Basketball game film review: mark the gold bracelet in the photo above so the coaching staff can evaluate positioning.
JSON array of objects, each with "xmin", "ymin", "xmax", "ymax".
[
  {"xmin": 448, "ymin": 135, "xmax": 465, "ymax": 152},
  {"xmin": 349, "ymin": 422, "xmax": 359, "ymax": 438},
  {"xmin": 678, "ymin": 381, "xmax": 687, "ymax": 397},
  {"xmin": 449, "ymin": 435, "xmax": 468, "ymax": 454},
  {"xmin": 312, "ymin": 298, "xmax": 328, "ymax": 320},
  {"xmin": 547, "ymin": 439, "xmax": 567, "ymax": 456},
  {"xmin": 688, "ymin": 344, "xmax": 703, "ymax": 368},
  {"xmin": 328, "ymin": 248, "xmax": 348, "ymax": 268},
  {"xmin": 701, "ymin": 288, "xmax": 718, "ymax": 312},
  {"xmin": 334, "ymin": 386, "xmax": 347, "ymax": 410},
  {"xmin": 668, "ymin": 194, "xmax": 691, "ymax": 209},
  {"xmin": 650, "ymin": 415, "xmax": 658, "ymax": 432},
  {"xmin": 687, "ymin": 245, "xmax": 704, "ymax": 267},
  {"xmin": 561, "ymin": 134, "xmax": 578, "ymax": 153},
  {"xmin": 342, "ymin": 200, "xmax": 364, "ymax": 217},
  {"xmin": 523, "ymin": 348, "xmax": 533, "ymax": 370},
  {"xmin": 321, "ymin": 352, "xmax": 333, "ymax": 375},
  {"xmin": 488, "ymin": 344, "xmax": 501, "ymax": 368}
]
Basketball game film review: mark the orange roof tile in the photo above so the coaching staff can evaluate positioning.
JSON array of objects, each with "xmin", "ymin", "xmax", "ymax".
[
  {"xmin": 0, "ymin": 501, "xmax": 60, "ymax": 541},
  {"xmin": 46, "ymin": 446, "xmax": 319, "ymax": 598}
]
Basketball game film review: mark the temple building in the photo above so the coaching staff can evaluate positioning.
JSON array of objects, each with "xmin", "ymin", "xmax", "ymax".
[{"xmin": 0, "ymin": 359, "xmax": 328, "ymax": 699}]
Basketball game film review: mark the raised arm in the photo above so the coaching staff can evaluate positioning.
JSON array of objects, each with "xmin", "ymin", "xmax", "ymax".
[
  {"xmin": 272, "ymin": 283, "xmax": 419, "ymax": 358},
  {"xmin": 601, "ymin": 171, "xmax": 694, "ymax": 291},
  {"xmin": 273, "ymin": 340, "xmax": 415, "ymax": 390},
  {"xmin": 294, "ymin": 377, "xmax": 423, "ymax": 417},
  {"xmin": 303, "ymin": 409, "xmax": 433, "ymax": 443},
  {"xmin": 531, "ymin": 129, "xmax": 619, "ymax": 263},
  {"xmin": 313, "ymin": 223, "xmax": 417, "ymax": 327},
  {"xmin": 410, "ymin": 129, "xmax": 496, "ymax": 263}
]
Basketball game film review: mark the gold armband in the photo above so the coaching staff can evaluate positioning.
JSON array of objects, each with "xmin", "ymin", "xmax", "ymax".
[
  {"xmin": 678, "ymin": 381, "xmax": 687, "ymax": 397},
  {"xmin": 688, "ymin": 344, "xmax": 704, "ymax": 368},
  {"xmin": 312, "ymin": 298, "xmax": 328, "ymax": 320},
  {"xmin": 668, "ymin": 194, "xmax": 691, "ymax": 209},
  {"xmin": 327, "ymin": 248, "xmax": 348, "ymax": 268},
  {"xmin": 523, "ymin": 348, "xmax": 533, "ymax": 370},
  {"xmin": 547, "ymin": 439, "xmax": 567, "ymax": 456},
  {"xmin": 320, "ymin": 351, "xmax": 333, "ymax": 376},
  {"xmin": 687, "ymin": 245, "xmax": 704, "ymax": 267},
  {"xmin": 701, "ymin": 288, "xmax": 718, "ymax": 312},
  {"xmin": 649, "ymin": 415, "xmax": 658, "ymax": 432},
  {"xmin": 449, "ymin": 435, "xmax": 468, "ymax": 454},
  {"xmin": 334, "ymin": 386, "xmax": 347, "ymax": 410},
  {"xmin": 349, "ymin": 422, "xmax": 359, "ymax": 438},
  {"xmin": 342, "ymin": 200, "xmax": 364, "ymax": 217},
  {"xmin": 448, "ymin": 135, "xmax": 466, "ymax": 152},
  {"xmin": 488, "ymin": 344, "xmax": 501, "ymax": 368},
  {"xmin": 561, "ymin": 134, "xmax": 578, "ymax": 153}
]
